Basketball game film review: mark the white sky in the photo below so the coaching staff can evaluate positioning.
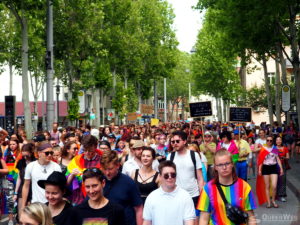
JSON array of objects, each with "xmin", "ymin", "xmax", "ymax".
[{"xmin": 167, "ymin": 0, "xmax": 203, "ymax": 52}]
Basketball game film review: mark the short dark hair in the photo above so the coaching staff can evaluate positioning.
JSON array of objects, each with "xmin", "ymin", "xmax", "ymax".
[
  {"xmin": 83, "ymin": 168, "xmax": 105, "ymax": 182},
  {"xmin": 220, "ymin": 131, "xmax": 232, "ymax": 141},
  {"xmin": 172, "ymin": 130, "xmax": 187, "ymax": 141},
  {"xmin": 158, "ymin": 160, "xmax": 176, "ymax": 174},
  {"xmin": 82, "ymin": 135, "xmax": 98, "ymax": 148},
  {"xmin": 99, "ymin": 141, "xmax": 111, "ymax": 150},
  {"xmin": 142, "ymin": 147, "xmax": 156, "ymax": 159}
]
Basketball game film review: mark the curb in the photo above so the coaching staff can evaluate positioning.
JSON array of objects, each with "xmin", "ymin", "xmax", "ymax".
[{"xmin": 286, "ymin": 178, "xmax": 300, "ymax": 201}]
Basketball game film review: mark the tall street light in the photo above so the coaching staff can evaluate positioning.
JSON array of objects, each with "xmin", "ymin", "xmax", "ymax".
[{"xmin": 46, "ymin": 0, "xmax": 54, "ymax": 130}]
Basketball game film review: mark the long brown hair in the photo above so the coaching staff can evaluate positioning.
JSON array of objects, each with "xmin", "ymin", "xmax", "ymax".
[{"xmin": 212, "ymin": 148, "xmax": 237, "ymax": 184}]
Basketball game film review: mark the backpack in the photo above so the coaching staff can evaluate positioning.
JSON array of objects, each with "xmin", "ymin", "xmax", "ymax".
[{"xmin": 170, "ymin": 150, "xmax": 197, "ymax": 178}]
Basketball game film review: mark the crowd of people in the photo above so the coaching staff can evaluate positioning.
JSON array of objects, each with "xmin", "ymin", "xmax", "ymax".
[{"xmin": 0, "ymin": 119, "xmax": 298, "ymax": 225}]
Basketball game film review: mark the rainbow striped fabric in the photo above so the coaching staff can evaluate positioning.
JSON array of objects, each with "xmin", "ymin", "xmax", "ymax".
[
  {"xmin": 65, "ymin": 154, "xmax": 86, "ymax": 190},
  {"xmin": 6, "ymin": 162, "xmax": 19, "ymax": 184},
  {"xmin": 256, "ymin": 146, "xmax": 279, "ymax": 205},
  {"xmin": 197, "ymin": 178, "xmax": 256, "ymax": 225}
]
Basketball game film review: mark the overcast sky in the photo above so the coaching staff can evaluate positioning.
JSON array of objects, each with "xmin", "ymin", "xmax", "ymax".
[{"xmin": 167, "ymin": 0, "xmax": 203, "ymax": 52}]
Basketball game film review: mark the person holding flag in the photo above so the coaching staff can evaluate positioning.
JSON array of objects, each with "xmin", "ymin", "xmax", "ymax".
[
  {"xmin": 256, "ymin": 135, "xmax": 284, "ymax": 208},
  {"xmin": 66, "ymin": 135, "xmax": 102, "ymax": 205}
]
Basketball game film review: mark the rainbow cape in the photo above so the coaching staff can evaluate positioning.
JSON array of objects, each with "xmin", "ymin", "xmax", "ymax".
[
  {"xmin": 256, "ymin": 146, "xmax": 279, "ymax": 205},
  {"xmin": 6, "ymin": 154, "xmax": 22, "ymax": 185}
]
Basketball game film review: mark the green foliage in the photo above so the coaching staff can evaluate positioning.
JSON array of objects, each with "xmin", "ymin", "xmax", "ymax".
[
  {"xmin": 191, "ymin": 9, "xmax": 242, "ymax": 101},
  {"xmin": 67, "ymin": 97, "xmax": 80, "ymax": 121}
]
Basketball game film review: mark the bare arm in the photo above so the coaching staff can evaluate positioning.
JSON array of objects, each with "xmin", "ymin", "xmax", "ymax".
[
  {"xmin": 254, "ymin": 143, "xmax": 261, "ymax": 153},
  {"xmin": 247, "ymin": 210, "xmax": 257, "ymax": 225},
  {"xmin": 134, "ymin": 204, "xmax": 143, "ymax": 225},
  {"xmin": 184, "ymin": 219, "xmax": 195, "ymax": 225},
  {"xmin": 21, "ymin": 179, "xmax": 31, "ymax": 209},
  {"xmin": 0, "ymin": 159, "xmax": 9, "ymax": 174},
  {"xmin": 143, "ymin": 220, "xmax": 152, "ymax": 225},
  {"xmin": 196, "ymin": 169, "xmax": 204, "ymax": 192},
  {"xmin": 199, "ymin": 211, "xmax": 210, "ymax": 225}
]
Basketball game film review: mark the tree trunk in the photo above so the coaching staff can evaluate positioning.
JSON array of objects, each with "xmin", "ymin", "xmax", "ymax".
[
  {"xmin": 100, "ymin": 88, "xmax": 105, "ymax": 125},
  {"xmin": 276, "ymin": 43, "xmax": 288, "ymax": 85},
  {"xmin": 223, "ymin": 99, "xmax": 227, "ymax": 122},
  {"xmin": 275, "ymin": 57, "xmax": 282, "ymax": 126},
  {"xmin": 262, "ymin": 57, "xmax": 274, "ymax": 125},
  {"xmin": 137, "ymin": 81, "xmax": 142, "ymax": 112},
  {"xmin": 21, "ymin": 17, "xmax": 32, "ymax": 138}
]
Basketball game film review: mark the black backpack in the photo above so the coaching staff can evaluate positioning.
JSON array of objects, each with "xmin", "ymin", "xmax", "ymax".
[{"xmin": 169, "ymin": 150, "xmax": 197, "ymax": 178}]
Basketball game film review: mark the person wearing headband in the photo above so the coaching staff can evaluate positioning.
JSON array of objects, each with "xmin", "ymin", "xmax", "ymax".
[{"xmin": 21, "ymin": 141, "xmax": 61, "ymax": 210}]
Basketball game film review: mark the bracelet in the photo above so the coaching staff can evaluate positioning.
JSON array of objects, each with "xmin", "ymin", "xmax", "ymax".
[{"xmin": 14, "ymin": 192, "xmax": 18, "ymax": 195}]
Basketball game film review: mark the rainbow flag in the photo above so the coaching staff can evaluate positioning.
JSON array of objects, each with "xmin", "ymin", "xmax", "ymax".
[
  {"xmin": 7, "ymin": 162, "xmax": 19, "ymax": 184},
  {"xmin": 65, "ymin": 150, "xmax": 102, "ymax": 191},
  {"xmin": 235, "ymin": 123, "xmax": 243, "ymax": 129},
  {"xmin": 221, "ymin": 123, "xmax": 228, "ymax": 128}
]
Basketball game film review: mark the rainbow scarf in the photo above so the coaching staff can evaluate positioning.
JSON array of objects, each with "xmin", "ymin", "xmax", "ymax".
[
  {"xmin": 65, "ymin": 150, "xmax": 102, "ymax": 191},
  {"xmin": 256, "ymin": 146, "xmax": 279, "ymax": 205}
]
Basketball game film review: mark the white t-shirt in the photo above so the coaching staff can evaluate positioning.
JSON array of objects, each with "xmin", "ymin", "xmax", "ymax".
[
  {"xmin": 143, "ymin": 186, "xmax": 195, "ymax": 225},
  {"xmin": 122, "ymin": 158, "xmax": 159, "ymax": 176},
  {"xmin": 167, "ymin": 150, "xmax": 202, "ymax": 197},
  {"xmin": 24, "ymin": 160, "xmax": 61, "ymax": 203},
  {"xmin": 255, "ymin": 138, "xmax": 266, "ymax": 146}
]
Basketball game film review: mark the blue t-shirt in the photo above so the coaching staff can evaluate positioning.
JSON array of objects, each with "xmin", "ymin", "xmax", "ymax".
[{"xmin": 104, "ymin": 172, "xmax": 143, "ymax": 225}]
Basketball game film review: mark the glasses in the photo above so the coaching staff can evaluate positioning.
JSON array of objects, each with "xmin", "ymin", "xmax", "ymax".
[
  {"xmin": 44, "ymin": 151, "xmax": 54, "ymax": 156},
  {"xmin": 266, "ymin": 139, "xmax": 273, "ymax": 142},
  {"xmin": 171, "ymin": 140, "xmax": 181, "ymax": 144},
  {"xmin": 163, "ymin": 172, "xmax": 176, "ymax": 179},
  {"xmin": 215, "ymin": 162, "xmax": 232, "ymax": 168},
  {"xmin": 84, "ymin": 168, "xmax": 101, "ymax": 174},
  {"xmin": 73, "ymin": 147, "xmax": 78, "ymax": 150},
  {"xmin": 204, "ymin": 135, "xmax": 211, "ymax": 138}
]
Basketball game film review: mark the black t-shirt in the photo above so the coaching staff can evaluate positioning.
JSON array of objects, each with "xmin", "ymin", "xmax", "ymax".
[
  {"xmin": 68, "ymin": 200, "xmax": 125, "ymax": 225},
  {"xmin": 46, "ymin": 201, "xmax": 72, "ymax": 225}
]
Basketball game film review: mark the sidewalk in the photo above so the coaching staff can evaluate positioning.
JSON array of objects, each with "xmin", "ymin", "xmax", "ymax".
[{"xmin": 286, "ymin": 157, "xmax": 300, "ymax": 200}]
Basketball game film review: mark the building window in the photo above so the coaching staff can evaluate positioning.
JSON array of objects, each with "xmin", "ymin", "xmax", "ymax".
[{"xmin": 267, "ymin": 72, "xmax": 275, "ymax": 85}]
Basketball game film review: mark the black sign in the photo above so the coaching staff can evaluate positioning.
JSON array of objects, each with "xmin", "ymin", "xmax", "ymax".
[
  {"xmin": 229, "ymin": 107, "xmax": 252, "ymax": 122},
  {"xmin": 189, "ymin": 101, "xmax": 212, "ymax": 117}
]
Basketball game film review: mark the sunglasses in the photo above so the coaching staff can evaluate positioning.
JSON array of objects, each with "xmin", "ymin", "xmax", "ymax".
[
  {"xmin": 44, "ymin": 151, "xmax": 54, "ymax": 156},
  {"xmin": 266, "ymin": 139, "xmax": 273, "ymax": 142},
  {"xmin": 171, "ymin": 140, "xmax": 181, "ymax": 144},
  {"xmin": 73, "ymin": 147, "xmax": 78, "ymax": 150},
  {"xmin": 163, "ymin": 172, "xmax": 176, "ymax": 179},
  {"xmin": 84, "ymin": 167, "xmax": 101, "ymax": 173}
]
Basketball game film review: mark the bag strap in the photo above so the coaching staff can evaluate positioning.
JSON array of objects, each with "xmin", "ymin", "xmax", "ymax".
[
  {"xmin": 216, "ymin": 184, "xmax": 228, "ymax": 205},
  {"xmin": 170, "ymin": 152, "xmax": 176, "ymax": 162},
  {"xmin": 190, "ymin": 150, "xmax": 197, "ymax": 178}
]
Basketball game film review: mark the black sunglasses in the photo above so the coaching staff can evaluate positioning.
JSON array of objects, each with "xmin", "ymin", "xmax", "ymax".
[
  {"xmin": 171, "ymin": 140, "xmax": 181, "ymax": 144},
  {"xmin": 266, "ymin": 139, "xmax": 273, "ymax": 142},
  {"xmin": 44, "ymin": 151, "xmax": 54, "ymax": 156},
  {"xmin": 83, "ymin": 167, "xmax": 101, "ymax": 174},
  {"xmin": 163, "ymin": 172, "xmax": 176, "ymax": 179}
]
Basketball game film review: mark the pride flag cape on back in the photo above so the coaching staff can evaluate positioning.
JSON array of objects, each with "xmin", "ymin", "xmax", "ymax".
[
  {"xmin": 6, "ymin": 154, "xmax": 22, "ymax": 184},
  {"xmin": 256, "ymin": 146, "xmax": 279, "ymax": 205},
  {"xmin": 65, "ymin": 150, "xmax": 102, "ymax": 191}
]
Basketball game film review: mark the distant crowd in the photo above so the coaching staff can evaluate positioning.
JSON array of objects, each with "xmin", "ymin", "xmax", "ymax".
[{"xmin": 0, "ymin": 119, "xmax": 298, "ymax": 225}]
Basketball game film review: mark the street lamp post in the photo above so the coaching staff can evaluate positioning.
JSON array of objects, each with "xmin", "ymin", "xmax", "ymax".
[{"xmin": 56, "ymin": 84, "xmax": 60, "ymax": 123}]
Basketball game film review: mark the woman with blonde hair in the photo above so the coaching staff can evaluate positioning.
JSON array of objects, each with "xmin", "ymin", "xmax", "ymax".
[{"xmin": 20, "ymin": 202, "xmax": 53, "ymax": 225}]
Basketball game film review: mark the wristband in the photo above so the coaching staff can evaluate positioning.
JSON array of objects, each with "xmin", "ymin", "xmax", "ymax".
[{"xmin": 14, "ymin": 192, "xmax": 18, "ymax": 195}]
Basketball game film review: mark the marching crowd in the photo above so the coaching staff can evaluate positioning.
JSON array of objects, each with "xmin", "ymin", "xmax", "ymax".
[{"xmin": 0, "ymin": 120, "xmax": 298, "ymax": 225}]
